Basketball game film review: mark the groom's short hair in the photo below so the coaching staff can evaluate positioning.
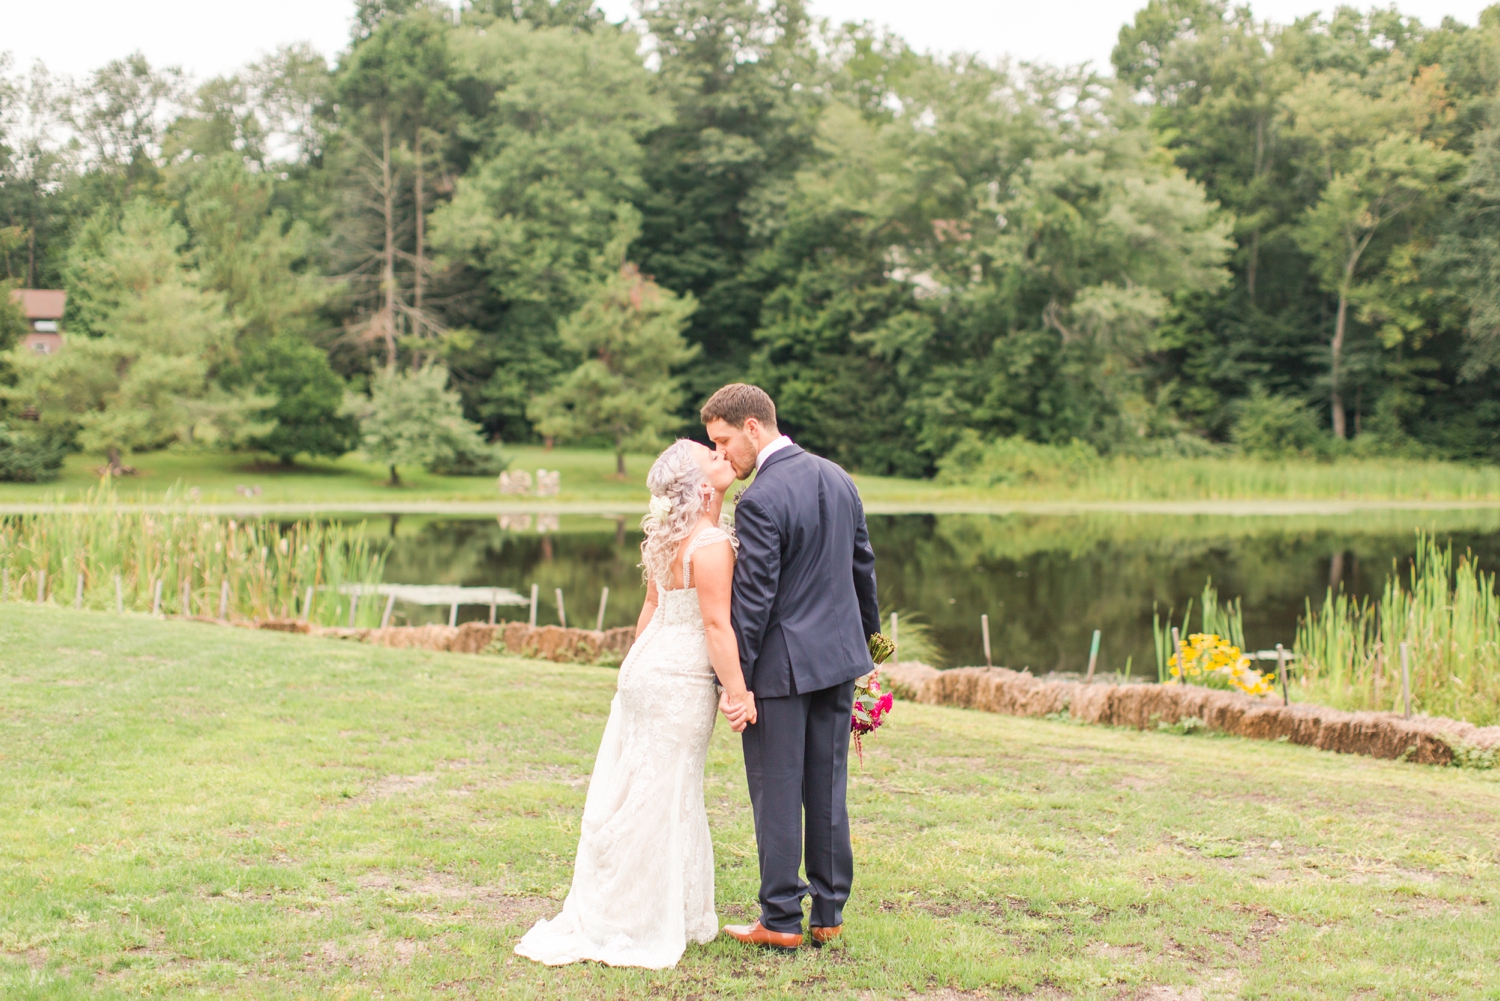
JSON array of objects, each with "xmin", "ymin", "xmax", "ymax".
[{"xmin": 701, "ymin": 383, "xmax": 777, "ymax": 429}]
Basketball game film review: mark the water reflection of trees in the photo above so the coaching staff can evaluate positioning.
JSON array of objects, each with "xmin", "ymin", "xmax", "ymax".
[{"xmin": 869, "ymin": 513, "xmax": 1500, "ymax": 673}]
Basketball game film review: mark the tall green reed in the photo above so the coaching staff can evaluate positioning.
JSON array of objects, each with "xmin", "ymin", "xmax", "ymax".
[
  {"xmin": 1152, "ymin": 579, "xmax": 1247, "ymax": 682},
  {"xmin": 1294, "ymin": 532, "xmax": 1500, "ymax": 724},
  {"xmin": 886, "ymin": 610, "xmax": 945, "ymax": 667},
  {"xmin": 0, "ymin": 484, "xmax": 386, "ymax": 627}
]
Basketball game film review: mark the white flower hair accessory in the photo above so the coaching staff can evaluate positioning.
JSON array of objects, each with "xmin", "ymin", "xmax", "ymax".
[{"xmin": 648, "ymin": 494, "xmax": 674, "ymax": 523}]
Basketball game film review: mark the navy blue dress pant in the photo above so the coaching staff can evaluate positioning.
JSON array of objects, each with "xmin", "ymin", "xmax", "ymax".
[{"xmin": 740, "ymin": 679, "xmax": 855, "ymax": 933}]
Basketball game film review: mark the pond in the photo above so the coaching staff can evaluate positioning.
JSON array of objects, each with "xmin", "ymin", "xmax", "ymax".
[{"xmin": 361, "ymin": 509, "xmax": 1500, "ymax": 677}]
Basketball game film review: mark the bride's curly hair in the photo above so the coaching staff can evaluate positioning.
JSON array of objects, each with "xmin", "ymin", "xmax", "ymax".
[{"xmin": 640, "ymin": 439, "xmax": 707, "ymax": 586}]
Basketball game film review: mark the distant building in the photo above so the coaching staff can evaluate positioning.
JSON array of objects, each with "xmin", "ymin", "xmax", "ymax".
[{"xmin": 10, "ymin": 289, "xmax": 66, "ymax": 354}]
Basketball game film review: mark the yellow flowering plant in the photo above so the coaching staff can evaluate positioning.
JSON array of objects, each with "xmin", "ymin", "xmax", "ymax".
[{"xmin": 1168, "ymin": 633, "xmax": 1275, "ymax": 697}]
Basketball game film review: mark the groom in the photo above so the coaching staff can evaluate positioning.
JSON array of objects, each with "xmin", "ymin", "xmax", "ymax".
[{"xmin": 702, "ymin": 384, "xmax": 881, "ymax": 950}]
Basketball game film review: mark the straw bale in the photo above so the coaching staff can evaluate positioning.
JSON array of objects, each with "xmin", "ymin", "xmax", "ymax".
[
  {"xmin": 314, "ymin": 627, "xmax": 369, "ymax": 642},
  {"xmin": 450, "ymin": 622, "xmax": 500, "ymax": 653},
  {"xmin": 251, "ymin": 616, "xmax": 636, "ymax": 664},
  {"xmin": 493, "ymin": 623, "xmax": 636, "ymax": 664},
  {"xmin": 361, "ymin": 624, "xmax": 462, "ymax": 650},
  {"xmin": 897, "ymin": 662, "xmax": 1500, "ymax": 768},
  {"xmin": 925, "ymin": 667, "xmax": 1073, "ymax": 717},
  {"xmin": 601, "ymin": 627, "xmax": 635, "ymax": 659},
  {"xmin": 257, "ymin": 619, "xmax": 311, "ymax": 634},
  {"xmin": 881, "ymin": 662, "xmax": 940, "ymax": 701}
]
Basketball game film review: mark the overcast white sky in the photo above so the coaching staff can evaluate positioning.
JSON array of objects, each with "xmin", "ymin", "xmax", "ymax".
[{"xmin": 3, "ymin": 0, "xmax": 1496, "ymax": 82}]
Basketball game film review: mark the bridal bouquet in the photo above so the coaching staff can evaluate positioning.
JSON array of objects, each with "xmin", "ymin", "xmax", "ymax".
[{"xmin": 852, "ymin": 633, "xmax": 897, "ymax": 763}]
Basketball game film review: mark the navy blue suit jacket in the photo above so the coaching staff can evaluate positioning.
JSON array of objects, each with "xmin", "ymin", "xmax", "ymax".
[{"xmin": 730, "ymin": 444, "xmax": 882, "ymax": 698}]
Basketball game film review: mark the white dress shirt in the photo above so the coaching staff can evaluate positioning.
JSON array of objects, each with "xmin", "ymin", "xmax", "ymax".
[{"xmin": 755, "ymin": 434, "xmax": 794, "ymax": 471}]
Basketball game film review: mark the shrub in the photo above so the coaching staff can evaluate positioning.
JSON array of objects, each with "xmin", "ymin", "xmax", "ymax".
[
  {"xmin": 0, "ymin": 422, "xmax": 75, "ymax": 482},
  {"xmin": 936, "ymin": 430, "xmax": 1101, "ymax": 487},
  {"xmin": 1232, "ymin": 387, "xmax": 1330, "ymax": 458}
]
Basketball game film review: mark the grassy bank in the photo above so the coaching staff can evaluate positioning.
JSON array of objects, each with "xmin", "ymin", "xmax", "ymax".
[
  {"xmin": 8, "ymin": 448, "xmax": 1500, "ymax": 509},
  {"xmin": 5, "ymin": 609, "xmax": 1500, "ymax": 998},
  {"xmin": 0, "ymin": 448, "xmax": 655, "ymax": 507}
]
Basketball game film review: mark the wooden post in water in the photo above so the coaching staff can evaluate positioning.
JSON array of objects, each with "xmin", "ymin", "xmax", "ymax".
[
  {"xmin": 448, "ymin": 602, "xmax": 458, "ymax": 627},
  {"xmin": 489, "ymin": 590, "xmax": 498, "ymax": 625},
  {"xmin": 556, "ymin": 588, "xmax": 567, "ymax": 629},
  {"xmin": 75, "ymin": 571, "xmax": 84, "ymax": 610},
  {"xmin": 890, "ymin": 612, "xmax": 899, "ymax": 664},
  {"xmin": 1171, "ymin": 627, "xmax": 1184, "ymax": 685},
  {"xmin": 115, "ymin": 574, "xmax": 124, "ymax": 614},
  {"xmin": 302, "ymin": 586, "xmax": 314, "ymax": 623},
  {"xmin": 529, "ymin": 584, "xmax": 539, "ymax": 627},
  {"xmin": 981, "ymin": 614, "xmax": 992, "ymax": 668},
  {"xmin": 348, "ymin": 593, "xmax": 360, "ymax": 628},
  {"xmin": 151, "ymin": 579, "xmax": 163, "ymax": 617},
  {"xmin": 1276, "ymin": 643, "xmax": 1289, "ymax": 704},
  {"xmin": 1400, "ymin": 641, "xmax": 1412, "ymax": 719},
  {"xmin": 1085, "ymin": 629, "xmax": 1101, "ymax": 682},
  {"xmin": 380, "ymin": 592, "xmax": 396, "ymax": 629},
  {"xmin": 597, "ymin": 588, "xmax": 609, "ymax": 632},
  {"xmin": 36, "ymin": 569, "xmax": 46, "ymax": 605},
  {"xmin": 218, "ymin": 579, "xmax": 230, "ymax": 620}
]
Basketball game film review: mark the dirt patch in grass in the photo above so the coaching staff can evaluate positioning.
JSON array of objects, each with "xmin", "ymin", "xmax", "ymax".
[
  {"xmin": 1089, "ymin": 942, "xmax": 1148, "ymax": 961},
  {"xmin": 3, "ymin": 947, "xmax": 50, "ymax": 970},
  {"xmin": 1134, "ymin": 988, "xmax": 1205, "ymax": 1001},
  {"xmin": 355, "ymin": 871, "xmax": 554, "ymax": 924},
  {"xmin": 311, "ymin": 933, "xmax": 429, "ymax": 973},
  {"xmin": 351, "ymin": 772, "xmax": 437, "ymax": 801}
]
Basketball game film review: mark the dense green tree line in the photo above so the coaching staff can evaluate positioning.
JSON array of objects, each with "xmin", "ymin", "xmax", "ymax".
[{"xmin": 2, "ymin": 0, "xmax": 1500, "ymax": 479}]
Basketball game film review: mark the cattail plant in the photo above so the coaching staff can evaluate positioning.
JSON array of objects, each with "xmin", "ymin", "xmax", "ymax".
[
  {"xmin": 1295, "ymin": 532, "xmax": 1500, "ymax": 724},
  {"xmin": 0, "ymin": 483, "xmax": 386, "ymax": 627}
]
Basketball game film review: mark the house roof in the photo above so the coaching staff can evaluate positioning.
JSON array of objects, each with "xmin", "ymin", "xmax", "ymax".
[{"xmin": 10, "ymin": 289, "xmax": 66, "ymax": 320}]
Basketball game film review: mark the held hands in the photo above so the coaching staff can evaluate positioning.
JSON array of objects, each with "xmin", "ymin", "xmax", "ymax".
[{"xmin": 718, "ymin": 689, "xmax": 757, "ymax": 732}]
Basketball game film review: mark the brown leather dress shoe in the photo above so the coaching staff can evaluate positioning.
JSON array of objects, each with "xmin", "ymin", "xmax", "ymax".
[
  {"xmin": 722, "ymin": 920, "xmax": 803, "ymax": 950},
  {"xmin": 810, "ymin": 924, "xmax": 842, "ymax": 945}
]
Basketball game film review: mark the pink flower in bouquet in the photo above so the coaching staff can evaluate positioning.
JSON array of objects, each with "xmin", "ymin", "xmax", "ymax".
[{"xmin": 851, "ymin": 670, "xmax": 894, "ymax": 762}]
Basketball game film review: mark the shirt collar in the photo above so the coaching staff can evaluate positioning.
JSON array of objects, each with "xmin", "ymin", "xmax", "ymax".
[{"xmin": 755, "ymin": 434, "xmax": 794, "ymax": 471}]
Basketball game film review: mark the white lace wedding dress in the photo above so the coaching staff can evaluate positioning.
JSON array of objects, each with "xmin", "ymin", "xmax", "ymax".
[{"xmin": 514, "ymin": 527, "xmax": 733, "ymax": 969}]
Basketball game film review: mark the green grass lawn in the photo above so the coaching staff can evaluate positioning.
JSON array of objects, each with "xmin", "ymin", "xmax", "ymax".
[
  {"xmin": 10, "ymin": 447, "xmax": 1500, "ymax": 510},
  {"xmin": 4, "ymin": 609, "xmax": 1499, "ymax": 999}
]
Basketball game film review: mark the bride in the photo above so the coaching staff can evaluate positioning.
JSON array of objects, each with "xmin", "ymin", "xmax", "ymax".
[{"xmin": 514, "ymin": 439, "xmax": 756, "ymax": 970}]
